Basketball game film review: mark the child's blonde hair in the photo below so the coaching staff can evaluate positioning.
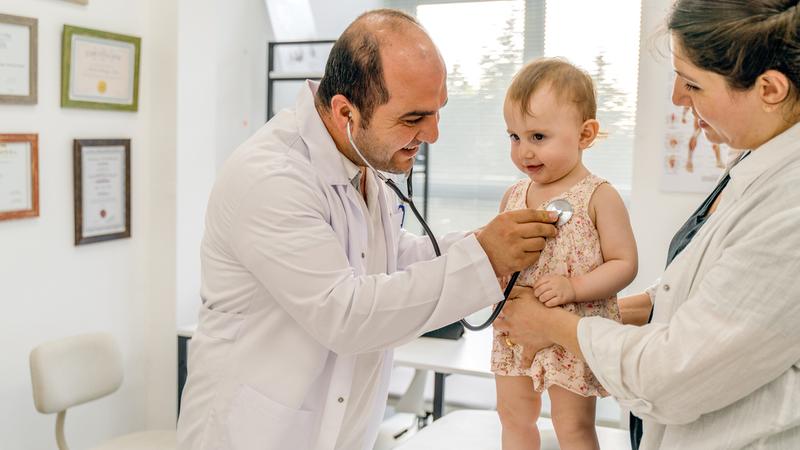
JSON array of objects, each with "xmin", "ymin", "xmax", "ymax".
[{"xmin": 506, "ymin": 57, "xmax": 597, "ymax": 123}]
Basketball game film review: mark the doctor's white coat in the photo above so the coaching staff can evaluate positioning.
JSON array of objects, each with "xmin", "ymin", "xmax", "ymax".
[{"xmin": 176, "ymin": 81, "xmax": 503, "ymax": 450}]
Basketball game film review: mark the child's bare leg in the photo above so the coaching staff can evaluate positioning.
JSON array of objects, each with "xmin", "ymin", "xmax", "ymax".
[
  {"xmin": 548, "ymin": 385, "xmax": 600, "ymax": 450},
  {"xmin": 496, "ymin": 375, "xmax": 542, "ymax": 450}
]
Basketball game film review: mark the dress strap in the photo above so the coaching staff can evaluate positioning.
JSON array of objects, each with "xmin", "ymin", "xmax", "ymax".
[
  {"xmin": 563, "ymin": 174, "xmax": 608, "ymax": 213},
  {"xmin": 504, "ymin": 179, "xmax": 531, "ymax": 212}
]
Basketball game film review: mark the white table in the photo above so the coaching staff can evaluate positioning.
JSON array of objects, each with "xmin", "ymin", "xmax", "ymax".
[
  {"xmin": 396, "ymin": 410, "xmax": 631, "ymax": 450},
  {"xmin": 393, "ymin": 328, "xmax": 494, "ymax": 419},
  {"xmin": 176, "ymin": 324, "xmax": 494, "ymax": 420}
]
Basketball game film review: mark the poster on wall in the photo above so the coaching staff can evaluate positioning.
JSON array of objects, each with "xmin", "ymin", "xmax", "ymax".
[
  {"xmin": 73, "ymin": 139, "xmax": 130, "ymax": 245},
  {"xmin": 61, "ymin": 25, "xmax": 140, "ymax": 111},
  {"xmin": 661, "ymin": 73, "xmax": 741, "ymax": 193},
  {"xmin": 0, "ymin": 134, "xmax": 39, "ymax": 221},
  {"xmin": 0, "ymin": 14, "xmax": 37, "ymax": 105}
]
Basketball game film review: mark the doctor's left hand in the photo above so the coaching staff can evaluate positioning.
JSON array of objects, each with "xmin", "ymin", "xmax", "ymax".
[{"xmin": 494, "ymin": 285, "xmax": 553, "ymax": 356}]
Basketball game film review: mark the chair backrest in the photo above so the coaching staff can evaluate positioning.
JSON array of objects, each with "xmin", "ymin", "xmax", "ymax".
[{"xmin": 29, "ymin": 332, "xmax": 124, "ymax": 414}]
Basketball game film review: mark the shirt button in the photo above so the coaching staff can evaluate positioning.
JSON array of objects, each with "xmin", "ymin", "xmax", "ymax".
[
  {"xmin": 361, "ymin": 252, "xmax": 365, "ymax": 258},
  {"xmin": 338, "ymin": 397, "xmax": 345, "ymax": 403},
  {"xmin": 663, "ymin": 284, "xmax": 670, "ymax": 292}
]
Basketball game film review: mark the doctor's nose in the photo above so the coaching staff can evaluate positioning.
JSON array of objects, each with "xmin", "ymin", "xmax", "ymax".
[{"xmin": 417, "ymin": 114, "xmax": 440, "ymax": 144}]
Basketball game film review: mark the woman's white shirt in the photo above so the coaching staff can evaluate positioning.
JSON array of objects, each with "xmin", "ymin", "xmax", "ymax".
[{"xmin": 578, "ymin": 123, "xmax": 800, "ymax": 449}]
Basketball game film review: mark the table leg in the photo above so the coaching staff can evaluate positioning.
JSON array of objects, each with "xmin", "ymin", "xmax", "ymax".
[
  {"xmin": 178, "ymin": 336, "xmax": 189, "ymax": 417},
  {"xmin": 433, "ymin": 372, "xmax": 449, "ymax": 420}
]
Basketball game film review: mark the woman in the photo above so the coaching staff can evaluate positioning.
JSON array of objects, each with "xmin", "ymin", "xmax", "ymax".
[{"xmin": 494, "ymin": 1, "xmax": 800, "ymax": 448}]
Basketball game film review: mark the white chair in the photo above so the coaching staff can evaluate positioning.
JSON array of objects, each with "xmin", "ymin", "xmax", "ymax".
[{"xmin": 29, "ymin": 332, "xmax": 176, "ymax": 450}]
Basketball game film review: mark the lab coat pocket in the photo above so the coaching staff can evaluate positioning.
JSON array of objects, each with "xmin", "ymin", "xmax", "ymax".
[{"xmin": 226, "ymin": 384, "xmax": 316, "ymax": 450}]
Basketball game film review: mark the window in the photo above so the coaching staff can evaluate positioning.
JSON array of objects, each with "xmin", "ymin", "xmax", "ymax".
[{"xmin": 387, "ymin": 0, "xmax": 641, "ymax": 235}]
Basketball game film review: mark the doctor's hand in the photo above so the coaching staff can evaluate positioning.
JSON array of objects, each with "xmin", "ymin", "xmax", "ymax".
[{"xmin": 476, "ymin": 209, "xmax": 558, "ymax": 277}]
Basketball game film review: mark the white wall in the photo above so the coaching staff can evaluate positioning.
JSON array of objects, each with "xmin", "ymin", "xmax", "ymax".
[
  {"xmin": 628, "ymin": 0, "xmax": 707, "ymax": 292},
  {"xmin": 0, "ymin": 0, "xmax": 177, "ymax": 448},
  {"xmin": 174, "ymin": 0, "xmax": 380, "ymax": 327},
  {"xmin": 174, "ymin": 0, "xmax": 272, "ymax": 328}
]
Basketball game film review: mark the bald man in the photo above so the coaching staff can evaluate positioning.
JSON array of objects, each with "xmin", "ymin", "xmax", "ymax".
[{"xmin": 177, "ymin": 9, "xmax": 555, "ymax": 450}]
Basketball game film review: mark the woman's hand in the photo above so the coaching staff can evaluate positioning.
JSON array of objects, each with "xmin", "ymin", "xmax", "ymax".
[
  {"xmin": 494, "ymin": 285, "xmax": 553, "ymax": 350},
  {"xmin": 495, "ymin": 285, "xmax": 584, "ymax": 359},
  {"xmin": 533, "ymin": 275, "xmax": 576, "ymax": 307}
]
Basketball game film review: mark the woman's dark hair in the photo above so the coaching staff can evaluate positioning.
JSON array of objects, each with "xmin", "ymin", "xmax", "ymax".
[
  {"xmin": 315, "ymin": 9, "xmax": 420, "ymax": 127},
  {"xmin": 668, "ymin": 0, "xmax": 800, "ymax": 110}
]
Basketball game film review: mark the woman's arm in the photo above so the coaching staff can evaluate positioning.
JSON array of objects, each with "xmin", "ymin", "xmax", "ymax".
[
  {"xmin": 497, "ymin": 204, "xmax": 800, "ymax": 425},
  {"xmin": 619, "ymin": 292, "xmax": 652, "ymax": 326},
  {"xmin": 532, "ymin": 183, "xmax": 638, "ymax": 306}
]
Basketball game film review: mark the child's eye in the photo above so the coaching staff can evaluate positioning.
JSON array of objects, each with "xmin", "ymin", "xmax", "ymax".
[
  {"xmin": 532, "ymin": 133, "xmax": 545, "ymax": 141},
  {"xmin": 508, "ymin": 133, "xmax": 520, "ymax": 142},
  {"xmin": 684, "ymin": 83, "xmax": 699, "ymax": 92}
]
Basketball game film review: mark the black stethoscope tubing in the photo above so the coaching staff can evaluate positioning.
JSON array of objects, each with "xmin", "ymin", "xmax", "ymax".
[{"xmin": 384, "ymin": 169, "xmax": 519, "ymax": 331}]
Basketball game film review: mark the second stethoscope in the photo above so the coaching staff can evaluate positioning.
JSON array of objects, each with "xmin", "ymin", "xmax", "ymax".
[{"xmin": 346, "ymin": 117, "xmax": 573, "ymax": 331}]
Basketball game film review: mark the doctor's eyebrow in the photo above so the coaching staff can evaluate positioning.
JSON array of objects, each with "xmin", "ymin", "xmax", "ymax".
[{"xmin": 400, "ymin": 98, "xmax": 449, "ymax": 118}]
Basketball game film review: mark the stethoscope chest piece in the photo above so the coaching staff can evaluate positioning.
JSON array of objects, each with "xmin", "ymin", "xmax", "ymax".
[{"xmin": 545, "ymin": 199, "xmax": 574, "ymax": 227}]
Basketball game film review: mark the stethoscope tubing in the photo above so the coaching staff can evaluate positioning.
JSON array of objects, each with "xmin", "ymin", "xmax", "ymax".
[
  {"xmin": 347, "ymin": 118, "xmax": 515, "ymax": 331},
  {"xmin": 386, "ymin": 171, "xmax": 516, "ymax": 331}
]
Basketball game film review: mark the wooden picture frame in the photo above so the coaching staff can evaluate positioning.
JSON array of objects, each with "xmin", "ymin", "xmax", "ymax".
[
  {"xmin": 0, "ymin": 14, "xmax": 38, "ymax": 105},
  {"xmin": 0, "ymin": 134, "xmax": 39, "ymax": 221},
  {"xmin": 73, "ymin": 139, "xmax": 131, "ymax": 245},
  {"xmin": 61, "ymin": 25, "xmax": 140, "ymax": 111}
]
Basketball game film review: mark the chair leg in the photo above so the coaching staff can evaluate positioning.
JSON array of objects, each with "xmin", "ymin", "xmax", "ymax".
[{"xmin": 56, "ymin": 410, "xmax": 70, "ymax": 450}]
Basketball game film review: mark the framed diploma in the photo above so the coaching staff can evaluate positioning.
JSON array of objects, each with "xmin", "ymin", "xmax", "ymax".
[
  {"xmin": 61, "ymin": 25, "xmax": 140, "ymax": 111},
  {"xmin": 0, "ymin": 14, "xmax": 37, "ymax": 105},
  {"xmin": 73, "ymin": 139, "xmax": 131, "ymax": 245},
  {"xmin": 0, "ymin": 134, "xmax": 39, "ymax": 221}
]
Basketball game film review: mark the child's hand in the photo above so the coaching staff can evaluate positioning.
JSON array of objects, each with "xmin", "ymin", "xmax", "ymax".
[{"xmin": 533, "ymin": 275, "xmax": 576, "ymax": 307}]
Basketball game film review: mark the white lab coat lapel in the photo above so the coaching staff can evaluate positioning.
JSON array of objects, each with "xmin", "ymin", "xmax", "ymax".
[
  {"xmin": 295, "ymin": 81, "xmax": 376, "ymax": 450},
  {"xmin": 377, "ymin": 183, "xmax": 399, "ymax": 273}
]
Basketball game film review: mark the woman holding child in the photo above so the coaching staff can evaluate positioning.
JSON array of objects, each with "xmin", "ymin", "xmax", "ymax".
[{"xmin": 495, "ymin": 0, "xmax": 800, "ymax": 448}]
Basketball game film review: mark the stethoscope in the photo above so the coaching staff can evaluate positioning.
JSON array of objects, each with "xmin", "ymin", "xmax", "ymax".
[{"xmin": 346, "ymin": 116, "xmax": 573, "ymax": 331}]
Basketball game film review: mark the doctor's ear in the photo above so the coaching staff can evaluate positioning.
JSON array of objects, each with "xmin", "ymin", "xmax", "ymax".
[{"xmin": 330, "ymin": 94, "xmax": 356, "ymax": 131}]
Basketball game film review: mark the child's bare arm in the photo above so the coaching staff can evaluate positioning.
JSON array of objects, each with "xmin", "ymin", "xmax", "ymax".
[{"xmin": 534, "ymin": 183, "xmax": 637, "ymax": 306}]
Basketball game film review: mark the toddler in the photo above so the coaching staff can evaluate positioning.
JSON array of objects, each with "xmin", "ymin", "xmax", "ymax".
[{"xmin": 492, "ymin": 58, "xmax": 638, "ymax": 450}]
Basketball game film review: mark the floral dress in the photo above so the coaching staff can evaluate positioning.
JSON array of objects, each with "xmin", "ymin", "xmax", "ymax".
[{"xmin": 491, "ymin": 174, "xmax": 621, "ymax": 397}]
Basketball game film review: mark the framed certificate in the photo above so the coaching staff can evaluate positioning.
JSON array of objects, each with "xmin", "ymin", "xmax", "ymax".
[
  {"xmin": 0, "ymin": 134, "xmax": 39, "ymax": 221},
  {"xmin": 0, "ymin": 14, "xmax": 38, "ymax": 105},
  {"xmin": 73, "ymin": 139, "xmax": 131, "ymax": 245},
  {"xmin": 61, "ymin": 25, "xmax": 140, "ymax": 111}
]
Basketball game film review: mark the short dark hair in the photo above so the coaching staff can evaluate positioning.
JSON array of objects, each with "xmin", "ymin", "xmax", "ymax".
[
  {"xmin": 669, "ymin": 0, "xmax": 800, "ymax": 112},
  {"xmin": 315, "ymin": 9, "xmax": 420, "ymax": 127}
]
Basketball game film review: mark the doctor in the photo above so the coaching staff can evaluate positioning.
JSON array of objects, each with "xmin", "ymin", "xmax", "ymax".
[{"xmin": 177, "ymin": 8, "xmax": 557, "ymax": 450}]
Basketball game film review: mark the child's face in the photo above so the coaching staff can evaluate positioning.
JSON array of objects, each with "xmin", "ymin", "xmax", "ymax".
[{"xmin": 504, "ymin": 86, "xmax": 593, "ymax": 185}]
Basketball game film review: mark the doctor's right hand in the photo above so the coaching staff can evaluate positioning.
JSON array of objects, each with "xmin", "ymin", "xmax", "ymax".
[{"xmin": 476, "ymin": 209, "xmax": 558, "ymax": 277}]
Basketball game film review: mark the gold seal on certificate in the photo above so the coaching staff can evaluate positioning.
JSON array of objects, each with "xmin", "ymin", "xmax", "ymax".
[{"xmin": 73, "ymin": 139, "xmax": 131, "ymax": 245}]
